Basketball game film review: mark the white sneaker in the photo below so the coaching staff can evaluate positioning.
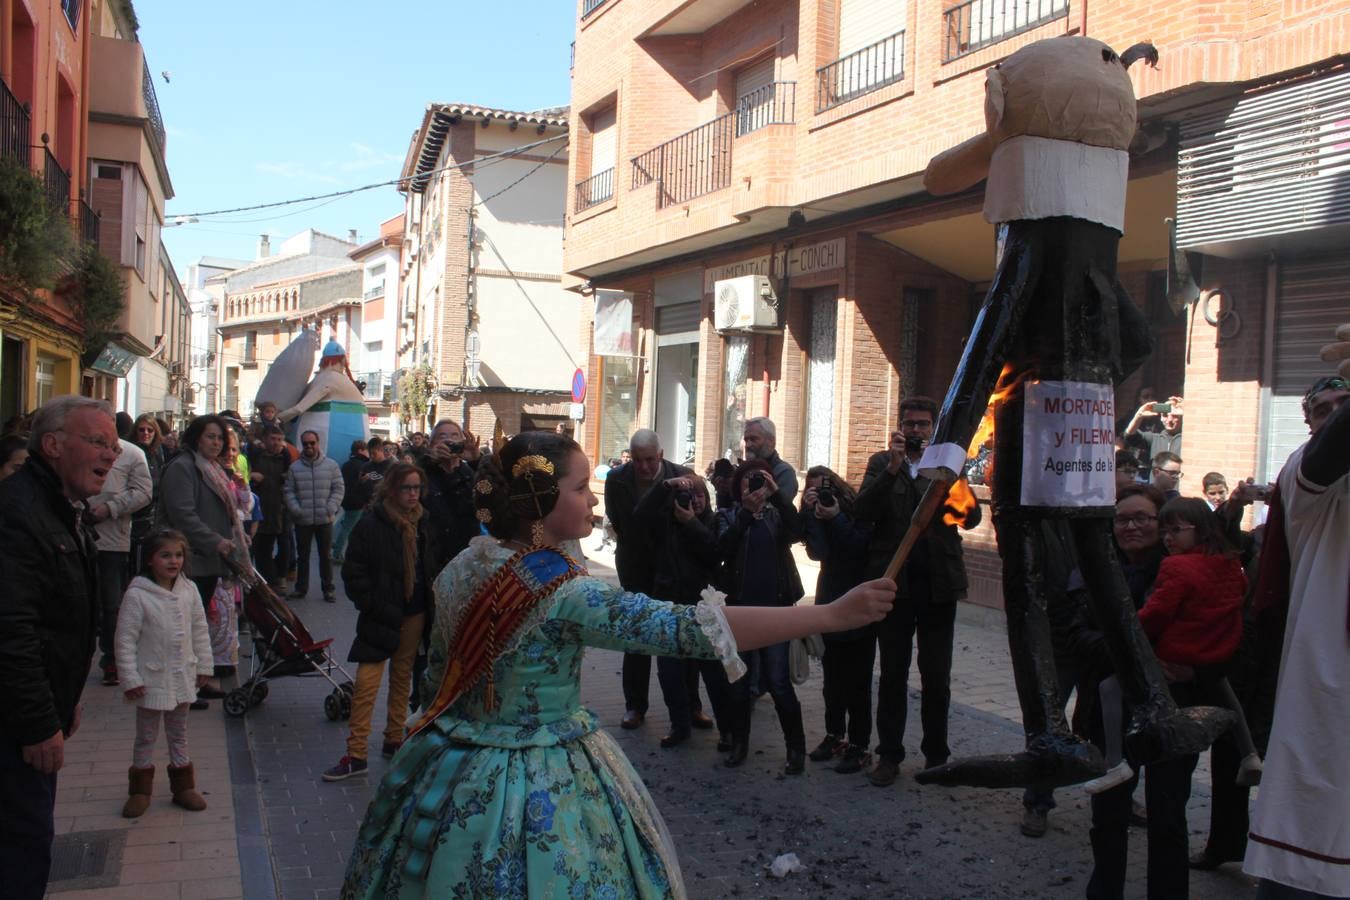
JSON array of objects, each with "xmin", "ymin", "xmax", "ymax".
[
  {"xmin": 1236, "ymin": 752, "xmax": 1263, "ymax": 787},
  {"xmin": 1084, "ymin": 760, "xmax": 1135, "ymax": 795}
]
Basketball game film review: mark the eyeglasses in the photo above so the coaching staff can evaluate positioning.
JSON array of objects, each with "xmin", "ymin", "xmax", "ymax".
[
  {"xmin": 1113, "ymin": 513, "xmax": 1157, "ymax": 530},
  {"xmin": 900, "ymin": 419, "xmax": 933, "ymax": 429},
  {"xmin": 1162, "ymin": 524, "xmax": 1196, "ymax": 537},
  {"xmin": 1153, "ymin": 467, "xmax": 1183, "ymax": 479},
  {"xmin": 398, "ymin": 484, "xmax": 422, "ymax": 493},
  {"xmin": 59, "ymin": 430, "xmax": 122, "ymax": 456}
]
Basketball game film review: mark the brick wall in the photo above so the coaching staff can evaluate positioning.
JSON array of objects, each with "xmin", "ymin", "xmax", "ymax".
[{"xmin": 435, "ymin": 124, "xmax": 476, "ymax": 391}]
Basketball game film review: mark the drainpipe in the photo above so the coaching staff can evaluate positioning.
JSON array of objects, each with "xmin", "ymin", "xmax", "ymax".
[{"xmin": 463, "ymin": 206, "xmax": 476, "ymax": 425}]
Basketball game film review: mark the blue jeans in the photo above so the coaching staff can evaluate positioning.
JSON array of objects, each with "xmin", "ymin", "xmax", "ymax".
[
  {"xmin": 0, "ymin": 738, "xmax": 57, "ymax": 900},
  {"xmin": 332, "ymin": 509, "xmax": 363, "ymax": 560},
  {"xmin": 730, "ymin": 642, "xmax": 804, "ymax": 751}
]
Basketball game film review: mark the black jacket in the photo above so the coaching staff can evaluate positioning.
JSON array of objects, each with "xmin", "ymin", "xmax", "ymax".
[
  {"xmin": 423, "ymin": 459, "xmax": 479, "ymax": 574},
  {"xmin": 604, "ymin": 459, "xmax": 691, "ymax": 592},
  {"xmin": 635, "ymin": 481, "xmax": 720, "ymax": 606},
  {"xmin": 855, "ymin": 450, "xmax": 982, "ymax": 603},
  {"xmin": 715, "ymin": 494, "xmax": 804, "ymax": 606},
  {"xmin": 341, "ymin": 504, "xmax": 440, "ymax": 663},
  {"xmin": 248, "ymin": 447, "xmax": 291, "ymax": 532},
  {"xmin": 339, "ymin": 454, "xmax": 369, "ymax": 511},
  {"xmin": 0, "ymin": 457, "xmax": 99, "ymax": 745},
  {"xmin": 802, "ymin": 507, "xmax": 873, "ymax": 642}
]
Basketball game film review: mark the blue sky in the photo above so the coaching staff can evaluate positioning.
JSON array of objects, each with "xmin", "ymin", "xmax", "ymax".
[{"xmin": 141, "ymin": 1, "xmax": 576, "ymax": 274}]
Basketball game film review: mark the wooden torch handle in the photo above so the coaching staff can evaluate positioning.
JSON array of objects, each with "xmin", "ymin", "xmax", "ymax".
[{"xmin": 881, "ymin": 479, "xmax": 953, "ymax": 581}]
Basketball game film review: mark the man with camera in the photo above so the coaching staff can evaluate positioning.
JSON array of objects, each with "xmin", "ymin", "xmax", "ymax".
[
  {"xmin": 604, "ymin": 429, "xmax": 695, "ymax": 729},
  {"xmin": 422, "ymin": 420, "xmax": 481, "ymax": 573},
  {"xmin": 856, "ymin": 396, "xmax": 982, "ymax": 788},
  {"xmin": 1123, "ymin": 395, "xmax": 1184, "ymax": 459},
  {"xmin": 634, "ymin": 473, "xmax": 729, "ymax": 748},
  {"xmin": 742, "ymin": 417, "xmax": 798, "ymax": 503}
]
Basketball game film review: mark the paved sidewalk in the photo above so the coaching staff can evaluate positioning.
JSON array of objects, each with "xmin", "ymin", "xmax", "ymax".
[
  {"xmin": 47, "ymin": 663, "xmax": 241, "ymax": 899},
  {"xmin": 49, "ymin": 532, "xmax": 1258, "ymax": 898}
]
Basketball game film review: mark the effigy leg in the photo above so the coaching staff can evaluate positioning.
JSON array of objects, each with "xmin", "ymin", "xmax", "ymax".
[{"xmin": 916, "ymin": 517, "xmax": 1104, "ymax": 789}]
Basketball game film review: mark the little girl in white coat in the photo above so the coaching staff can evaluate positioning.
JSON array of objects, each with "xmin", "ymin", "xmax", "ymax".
[{"xmin": 114, "ymin": 529, "xmax": 215, "ymax": 818}]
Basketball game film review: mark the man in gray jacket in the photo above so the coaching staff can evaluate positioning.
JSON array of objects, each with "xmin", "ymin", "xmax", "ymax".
[
  {"xmin": 88, "ymin": 434, "xmax": 152, "ymax": 685},
  {"xmin": 284, "ymin": 430, "xmax": 344, "ymax": 602}
]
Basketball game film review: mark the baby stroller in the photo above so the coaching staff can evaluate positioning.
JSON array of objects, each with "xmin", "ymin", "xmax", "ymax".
[{"xmin": 221, "ymin": 558, "xmax": 355, "ymax": 720}]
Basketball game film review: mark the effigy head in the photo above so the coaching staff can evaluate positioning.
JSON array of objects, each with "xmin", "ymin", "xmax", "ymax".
[
  {"xmin": 320, "ymin": 339, "xmax": 347, "ymax": 368},
  {"xmin": 925, "ymin": 36, "xmax": 1157, "ymax": 196}
]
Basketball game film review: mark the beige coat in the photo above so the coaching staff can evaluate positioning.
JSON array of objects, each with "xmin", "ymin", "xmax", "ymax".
[{"xmin": 114, "ymin": 575, "xmax": 214, "ymax": 710}]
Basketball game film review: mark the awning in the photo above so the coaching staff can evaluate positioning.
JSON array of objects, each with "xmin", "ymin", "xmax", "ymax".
[{"xmin": 87, "ymin": 342, "xmax": 139, "ymax": 377}]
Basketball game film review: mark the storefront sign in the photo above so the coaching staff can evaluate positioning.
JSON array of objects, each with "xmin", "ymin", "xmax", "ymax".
[
  {"xmin": 1020, "ymin": 380, "xmax": 1116, "ymax": 508},
  {"xmin": 702, "ymin": 238, "xmax": 845, "ymax": 292},
  {"xmin": 593, "ymin": 290, "xmax": 636, "ymax": 357},
  {"xmin": 88, "ymin": 342, "xmax": 139, "ymax": 378}
]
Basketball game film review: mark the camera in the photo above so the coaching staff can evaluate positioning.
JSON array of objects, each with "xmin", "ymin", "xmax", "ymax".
[
  {"xmin": 675, "ymin": 489, "xmax": 692, "ymax": 509},
  {"xmin": 904, "ymin": 435, "xmax": 926, "ymax": 453},
  {"xmin": 816, "ymin": 477, "xmax": 836, "ymax": 507},
  {"xmin": 447, "ymin": 442, "xmax": 465, "ymax": 454},
  {"xmin": 747, "ymin": 472, "xmax": 766, "ymax": 494},
  {"xmin": 1247, "ymin": 482, "xmax": 1272, "ymax": 502},
  {"xmin": 1150, "ymin": 402, "xmax": 1172, "ymax": 414}
]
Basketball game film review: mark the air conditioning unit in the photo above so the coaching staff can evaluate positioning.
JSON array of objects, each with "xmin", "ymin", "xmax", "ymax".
[
  {"xmin": 713, "ymin": 275, "xmax": 780, "ymax": 332},
  {"xmin": 169, "ymin": 362, "xmax": 184, "ymax": 376}
]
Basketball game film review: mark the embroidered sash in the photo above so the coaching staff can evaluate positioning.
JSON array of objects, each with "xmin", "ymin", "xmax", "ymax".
[{"xmin": 407, "ymin": 546, "xmax": 584, "ymax": 738}]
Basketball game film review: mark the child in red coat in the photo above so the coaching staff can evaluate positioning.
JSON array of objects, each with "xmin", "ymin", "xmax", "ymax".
[{"xmin": 1087, "ymin": 497, "xmax": 1261, "ymax": 793}]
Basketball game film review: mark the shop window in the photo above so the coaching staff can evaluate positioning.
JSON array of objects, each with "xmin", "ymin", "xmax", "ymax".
[
  {"xmin": 719, "ymin": 334, "xmax": 750, "ymax": 461},
  {"xmin": 35, "ymin": 353, "xmax": 59, "ymax": 408},
  {"xmin": 598, "ymin": 356, "xmax": 638, "ymax": 464}
]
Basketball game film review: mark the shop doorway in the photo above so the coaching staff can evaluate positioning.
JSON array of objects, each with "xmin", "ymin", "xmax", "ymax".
[{"xmin": 655, "ymin": 341, "xmax": 698, "ymax": 467}]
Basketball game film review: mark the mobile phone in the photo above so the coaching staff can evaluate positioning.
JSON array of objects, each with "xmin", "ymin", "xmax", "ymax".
[
  {"xmin": 747, "ymin": 472, "xmax": 766, "ymax": 493},
  {"xmin": 1150, "ymin": 402, "xmax": 1172, "ymax": 414}
]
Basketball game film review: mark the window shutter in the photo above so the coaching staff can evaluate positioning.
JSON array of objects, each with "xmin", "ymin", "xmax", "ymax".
[
  {"xmin": 838, "ymin": 0, "xmax": 905, "ymax": 57},
  {"xmin": 590, "ymin": 107, "xmax": 616, "ymax": 178}
]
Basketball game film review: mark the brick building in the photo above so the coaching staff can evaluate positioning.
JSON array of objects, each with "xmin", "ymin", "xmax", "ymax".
[
  {"xmin": 396, "ymin": 104, "xmax": 582, "ymax": 438},
  {"xmin": 564, "ymin": 0, "xmax": 1350, "ymax": 609}
]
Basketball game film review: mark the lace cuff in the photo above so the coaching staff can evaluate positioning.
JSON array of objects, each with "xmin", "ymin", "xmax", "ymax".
[{"xmin": 695, "ymin": 588, "xmax": 746, "ymax": 682}]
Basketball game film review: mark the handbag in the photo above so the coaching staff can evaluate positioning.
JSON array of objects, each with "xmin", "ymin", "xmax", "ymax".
[{"xmin": 788, "ymin": 632, "xmax": 825, "ymax": 685}]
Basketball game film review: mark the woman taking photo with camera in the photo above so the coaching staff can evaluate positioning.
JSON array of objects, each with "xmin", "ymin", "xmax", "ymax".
[
  {"xmin": 716, "ymin": 458, "xmax": 807, "ymax": 774},
  {"xmin": 801, "ymin": 466, "xmax": 874, "ymax": 774}
]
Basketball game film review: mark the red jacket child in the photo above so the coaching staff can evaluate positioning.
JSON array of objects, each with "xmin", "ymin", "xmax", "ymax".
[{"xmin": 1138, "ymin": 553, "xmax": 1247, "ymax": 666}]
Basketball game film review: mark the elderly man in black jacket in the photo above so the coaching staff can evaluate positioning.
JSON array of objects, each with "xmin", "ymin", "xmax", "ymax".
[
  {"xmin": 603, "ymin": 429, "xmax": 693, "ymax": 729},
  {"xmin": 0, "ymin": 396, "xmax": 117, "ymax": 900},
  {"xmin": 855, "ymin": 396, "xmax": 982, "ymax": 788}
]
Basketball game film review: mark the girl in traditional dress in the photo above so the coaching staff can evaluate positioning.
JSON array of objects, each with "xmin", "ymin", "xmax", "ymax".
[{"xmin": 341, "ymin": 432, "xmax": 895, "ymax": 899}]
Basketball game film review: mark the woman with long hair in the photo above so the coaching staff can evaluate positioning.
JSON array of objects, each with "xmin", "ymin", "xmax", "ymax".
[
  {"xmin": 323, "ymin": 463, "xmax": 440, "ymax": 781},
  {"xmin": 340, "ymin": 433, "xmax": 895, "ymax": 898}
]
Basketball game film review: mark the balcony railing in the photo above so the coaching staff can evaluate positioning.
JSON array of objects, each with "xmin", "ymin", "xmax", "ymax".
[
  {"xmin": 575, "ymin": 167, "xmax": 614, "ymax": 211},
  {"xmin": 816, "ymin": 30, "xmax": 906, "ymax": 113},
  {"xmin": 736, "ymin": 81, "xmax": 796, "ymax": 136},
  {"xmin": 1, "ymin": 78, "xmax": 29, "ymax": 168},
  {"xmin": 363, "ymin": 283, "xmax": 385, "ymax": 301},
  {"xmin": 581, "ymin": 0, "xmax": 607, "ymax": 19},
  {"xmin": 142, "ymin": 58, "xmax": 166, "ymax": 152},
  {"xmin": 360, "ymin": 370, "xmax": 389, "ymax": 402},
  {"xmin": 943, "ymin": 0, "xmax": 1069, "ymax": 62},
  {"xmin": 43, "ymin": 147, "xmax": 70, "ymax": 212},
  {"xmin": 631, "ymin": 114, "xmax": 733, "ymax": 208},
  {"xmin": 79, "ymin": 198, "xmax": 101, "ymax": 245}
]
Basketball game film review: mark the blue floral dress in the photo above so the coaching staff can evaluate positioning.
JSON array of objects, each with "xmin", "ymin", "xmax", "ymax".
[{"xmin": 341, "ymin": 537, "xmax": 743, "ymax": 900}]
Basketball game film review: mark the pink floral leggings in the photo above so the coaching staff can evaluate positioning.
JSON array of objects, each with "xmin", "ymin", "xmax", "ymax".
[{"xmin": 133, "ymin": 704, "xmax": 190, "ymax": 768}]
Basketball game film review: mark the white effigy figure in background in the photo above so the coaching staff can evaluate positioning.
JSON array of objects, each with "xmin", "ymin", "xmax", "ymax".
[{"xmin": 275, "ymin": 339, "xmax": 369, "ymax": 464}]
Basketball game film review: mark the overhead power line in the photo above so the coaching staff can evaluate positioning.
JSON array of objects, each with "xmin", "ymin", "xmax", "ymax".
[{"xmin": 169, "ymin": 132, "xmax": 569, "ymax": 220}]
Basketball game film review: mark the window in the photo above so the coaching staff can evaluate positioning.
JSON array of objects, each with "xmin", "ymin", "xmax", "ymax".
[
  {"xmin": 735, "ymin": 57, "xmax": 775, "ymax": 136},
  {"xmin": 943, "ymin": 0, "xmax": 1069, "ymax": 61},
  {"xmin": 61, "ymin": 0, "xmax": 80, "ymax": 30},
  {"xmin": 720, "ymin": 335, "xmax": 751, "ymax": 460},
  {"xmin": 577, "ymin": 105, "xmax": 617, "ymax": 211},
  {"xmin": 243, "ymin": 331, "xmax": 257, "ymax": 364},
  {"xmin": 598, "ymin": 356, "xmax": 639, "ymax": 463},
  {"xmin": 816, "ymin": 0, "xmax": 908, "ymax": 111},
  {"xmin": 36, "ymin": 354, "xmax": 58, "ymax": 408}
]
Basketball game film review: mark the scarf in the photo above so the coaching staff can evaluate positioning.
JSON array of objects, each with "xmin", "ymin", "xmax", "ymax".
[
  {"xmin": 382, "ymin": 497, "xmax": 422, "ymax": 602},
  {"xmin": 193, "ymin": 449, "xmax": 250, "ymax": 566}
]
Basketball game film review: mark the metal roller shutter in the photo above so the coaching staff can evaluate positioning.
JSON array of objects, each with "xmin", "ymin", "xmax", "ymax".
[
  {"xmin": 1262, "ymin": 252, "xmax": 1350, "ymax": 479},
  {"xmin": 838, "ymin": 0, "xmax": 905, "ymax": 56},
  {"xmin": 590, "ymin": 107, "xmax": 616, "ymax": 178}
]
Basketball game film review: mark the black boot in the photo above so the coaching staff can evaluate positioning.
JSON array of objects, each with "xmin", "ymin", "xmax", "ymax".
[{"xmin": 785, "ymin": 747, "xmax": 805, "ymax": 775}]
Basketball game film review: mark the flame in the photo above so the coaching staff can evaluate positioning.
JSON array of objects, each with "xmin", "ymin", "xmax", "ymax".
[{"xmin": 942, "ymin": 477, "xmax": 978, "ymax": 528}]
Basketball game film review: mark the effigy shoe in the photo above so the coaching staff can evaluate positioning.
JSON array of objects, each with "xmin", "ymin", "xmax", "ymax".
[
  {"xmin": 1124, "ymin": 703, "xmax": 1236, "ymax": 766},
  {"xmin": 916, "ymin": 734, "xmax": 1105, "ymax": 789}
]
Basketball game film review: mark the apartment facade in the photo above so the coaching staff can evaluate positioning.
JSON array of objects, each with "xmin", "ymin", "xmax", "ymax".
[
  {"xmin": 84, "ymin": 0, "xmax": 188, "ymax": 415},
  {"xmin": 565, "ymin": 0, "xmax": 1350, "ymax": 607},
  {"xmin": 0, "ymin": 0, "xmax": 92, "ymax": 422},
  {"xmin": 214, "ymin": 230, "xmax": 361, "ymax": 415},
  {"xmin": 397, "ymin": 104, "xmax": 583, "ymax": 437},
  {"xmin": 349, "ymin": 214, "xmax": 402, "ymax": 438}
]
